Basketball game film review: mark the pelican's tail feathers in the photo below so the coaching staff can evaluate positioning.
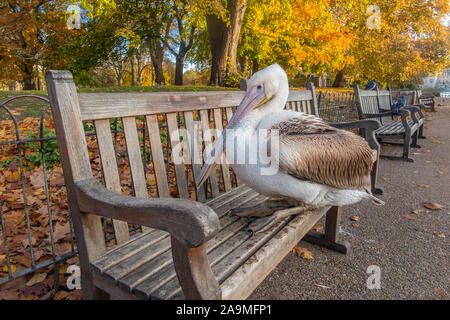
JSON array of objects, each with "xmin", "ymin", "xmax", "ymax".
[{"xmin": 363, "ymin": 187, "xmax": 385, "ymax": 205}]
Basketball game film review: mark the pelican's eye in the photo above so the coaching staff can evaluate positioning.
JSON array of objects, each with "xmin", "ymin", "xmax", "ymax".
[{"xmin": 257, "ymin": 85, "xmax": 262, "ymax": 90}]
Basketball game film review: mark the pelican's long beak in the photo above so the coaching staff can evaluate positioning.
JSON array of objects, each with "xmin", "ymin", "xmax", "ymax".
[{"xmin": 196, "ymin": 85, "xmax": 267, "ymax": 189}]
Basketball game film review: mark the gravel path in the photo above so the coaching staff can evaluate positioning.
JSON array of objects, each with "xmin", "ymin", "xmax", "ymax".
[{"xmin": 249, "ymin": 106, "xmax": 449, "ymax": 300}]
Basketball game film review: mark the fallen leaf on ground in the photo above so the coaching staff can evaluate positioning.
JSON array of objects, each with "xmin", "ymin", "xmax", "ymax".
[
  {"xmin": 312, "ymin": 224, "xmax": 323, "ymax": 232},
  {"xmin": 67, "ymin": 289, "xmax": 82, "ymax": 300},
  {"xmin": 314, "ymin": 284, "xmax": 330, "ymax": 289},
  {"xmin": 20, "ymin": 295, "xmax": 39, "ymax": 300},
  {"xmin": 423, "ymin": 202, "xmax": 444, "ymax": 210},
  {"xmin": 26, "ymin": 273, "xmax": 47, "ymax": 287},
  {"xmin": 402, "ymin": 214, "xmax": 417, "ymax": 220},
  {"xmin": 0, "ymin": 289, "xmax": 20, "ymax": 300},
  {"xmin": 54, "ymin": 290, "xmax": 70, "ymax": 300},
  {"xmin": 29, "ymin": 171, "xmax": 45, "ymax": 189},
  {"xmin": 437, "ymin": 234, "xmax": 445, "ymax": 239},
  {"xmin": 350, "ymin": 216, "xmax": 359, "ymax": 221},
  {"xmin": 294, "ymin": 246, "xmax": 313, "ymax": 260},
  {"xmin": 372, "ymin": 200, "xmax": 383, "ymax": 206},
  {"xmin": 52, "ymin": 223, "xmax": 71, "ymax": 242},
  {"xmin": 435, "ymin": 288, "xmax": 447, "ymax": 298},
  {"xmin": 432, "ymin": 140, "xmax": 441, "ymax": 144},
  {"xmin": 2, "ymin": 265, "xmax": 16, "ymax": 274},
  {"xmin": 411, "ymin": 209, "xmax": 424, "ymax": 214},
  {"xmin": 415, "ymin": 182, "xmax": 430, "ymax": 188}
]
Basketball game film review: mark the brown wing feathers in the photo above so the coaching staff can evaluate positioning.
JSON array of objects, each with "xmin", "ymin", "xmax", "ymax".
[{"xmin": 271, "ymin": 118, "xmax": 373, "ymax": 189}]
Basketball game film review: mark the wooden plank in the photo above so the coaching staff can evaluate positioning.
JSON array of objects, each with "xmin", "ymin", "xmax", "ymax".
[
  {"xmin": 213, "ymin": 108, "xmax": 232, "ymax": 192},
  {"xmin": 200, "ymin": 109, "xmax": 219, "ymax": 197},
  {"xmin": 92, "ymin": 230, "xmax": 168, "ymax": 273},
  {"xmin": 78, "ymin": 91, "xmax": 245, "ymax": 121},
  {"xmin": 94, "ymin": 119, "xmax": 130, "ymax": 244},
  {"xmin": 166, "ymin": 113, "xmax": 189, "ymax": 199},
  {"xmin": 105, "ymin": 237, "xmax": 171, "ymax": 282},
  {"xmin": 287, "ymin": 90, "xmax": 313, "ymax": 102},
  {"xmin": 225, "ymin": 107, "xmax": 240, "ymax": 186},
  {"xmin": 122, "ymin": 117, "xmax": 148, "ymax": 198},
  {"xmin": 184, "ymin": 111, "xmax": 206, "ymax": 202},
  {"xmin": 146, "ymin": 115, "xmax": 170, "ymax": 198},
  {"xmin": 220, "ymin": 207, "xmax": 327, "ymax": 299}
]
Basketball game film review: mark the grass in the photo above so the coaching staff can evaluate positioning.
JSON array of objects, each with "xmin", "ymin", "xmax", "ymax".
[{"xmin": 0, "ymin": 85, "xmax": 238, "ymax": 120}]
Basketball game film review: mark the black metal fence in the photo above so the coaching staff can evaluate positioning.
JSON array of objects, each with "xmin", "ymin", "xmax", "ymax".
[
  {"xmin": 0, "ymin": 95, "xmax": 76, "ymax": 290},
  {"xmin": 0, "ymin": 90, "xmax": 358, "ymax": 291}
]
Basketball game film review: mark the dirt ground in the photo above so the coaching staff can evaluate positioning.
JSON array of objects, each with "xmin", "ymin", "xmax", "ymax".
[{"xmin": 250, "ymin": 105, "xmax": 449, "ymax": 300}]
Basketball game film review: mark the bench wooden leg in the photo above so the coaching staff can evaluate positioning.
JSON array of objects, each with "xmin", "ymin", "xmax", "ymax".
[
  {"xmin": 418, "ymin": 125, "xmax": 426, "ymax": 139},
  {"xmin": 402, "ymin": 134, "xmax": 414, "ymax": 162},
  {"xmin": 370, "ymin": 151, "xmax": 383, "ymax": 195},
  {"xmin": 411, "ymin": 130, "xmax": 421, "ymax": 148},
  {"xmin": 303, "ymin": 206, "xmax": 350, "ymax": 254},
  {"xmin": 81, "ymin": 274, "xmax": 110, "ymax": 300}
]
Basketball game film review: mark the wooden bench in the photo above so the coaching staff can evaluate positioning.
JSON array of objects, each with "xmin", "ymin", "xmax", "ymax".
[
  {"xmin": 45, "ymin": 70, "xmax": 380, "ymax": 300},
  {"xmin": 354, "ymin": 86, "xmax": 421, "ymax": 162},
  {"xmin": 416, "ymin": 89, "xmax": 436, "ymax": 112},
  {"xmin": 385, "ymin": 88, "xmax": 426, "ymax": 140}
]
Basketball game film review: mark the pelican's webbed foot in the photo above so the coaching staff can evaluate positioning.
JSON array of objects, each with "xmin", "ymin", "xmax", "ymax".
[
  {"xmin": 247, "ymin": 206, "xmax": 311, "ymax": 234},
  {"xmin": 229, "ymin": 198, "xmax": 295, "ymax": 218}
]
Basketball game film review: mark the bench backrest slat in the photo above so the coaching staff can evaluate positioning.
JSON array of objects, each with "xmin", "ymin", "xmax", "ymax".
[
  {"xmin": 146, "ymin": 115, "xmax": 171, "ymax": 198},
  {"xmin": 167, "ymin": 112, "xmax": 190, "ymax": 199},
  {"xmin": 213, "ymin": 108, "xmax": 233, "ymax": 192},
  {"xmin": 200, "ymin": 109, "xmax": 220, "ymax": 197},
  {"xmin": 94, "ymin": 119, "xmax": 131, "ymax": 244}
]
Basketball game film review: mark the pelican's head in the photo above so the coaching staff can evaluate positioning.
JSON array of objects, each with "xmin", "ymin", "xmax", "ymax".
[
  {"xmin": 196, "ymin": 63, "xmax": 289, "ymax": 189},
  {"xmin": 245, "ymin": 63, "xmax": 289, "ymax": 114}
]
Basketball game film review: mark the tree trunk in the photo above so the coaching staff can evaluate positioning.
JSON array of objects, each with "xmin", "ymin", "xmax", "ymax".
[
  {"xmin": 251, "ymin": 59, "xmax": 259, "ymax": 75},
  {"xmin": 175, "ymin": 55, "xmax": 185, "ymax": 85},
  {"xmin": 130, "ymin": 58, "xmax": 136, "ymax": 86},
  {"xmin": 22, "ymin": 63, "xmax": 36, "ymax": 90},
  {"xmin": 239, "ymin": 55, "xmax": 248, "ymax": 75},
  {"xmin": 150, "ymin": 40, "xmax": 166, "ymax": 86},
  {"xmin": 332, "ymin": 69, "xmax": 347, "ymax": 87},
  {"xmin": 206, "ymin": 0, "xmax": 247, "ymax": 86}
]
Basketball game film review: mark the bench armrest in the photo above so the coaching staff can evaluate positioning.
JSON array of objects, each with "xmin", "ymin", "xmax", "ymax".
[
  {"xmin": 362, "ymin": 108, "xmax": 410, "ymax": 119},
  {"xmin": 75, "ymin": 178, "xmax": 220, "ymax": 248},
  {"xmin": 75, "ymin": 178, "xmax": 222, "ymax": 299},
  {"xmin": 401, "ymin": 105, "xmax": 425, "ymax": 121},
  {"xmin": 330, "ymin": 120, "xmax": 380, "ymax": 151}
]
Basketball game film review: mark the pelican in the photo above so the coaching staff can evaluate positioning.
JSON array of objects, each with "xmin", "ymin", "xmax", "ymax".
[{"xmin": 197, "ymin": 64, "xmax": 383, "ymax": 233}]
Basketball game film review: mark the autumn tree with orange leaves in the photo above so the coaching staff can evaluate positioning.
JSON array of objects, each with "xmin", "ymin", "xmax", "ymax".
[{"xmin": 0, "ymin": 0, "xmax": 449, "ymax": 89}]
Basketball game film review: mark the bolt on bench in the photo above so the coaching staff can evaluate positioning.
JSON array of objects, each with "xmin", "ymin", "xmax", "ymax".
[{"xmin": 46, "ymin": 71, "xmax": 380, "ymax": 300}]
